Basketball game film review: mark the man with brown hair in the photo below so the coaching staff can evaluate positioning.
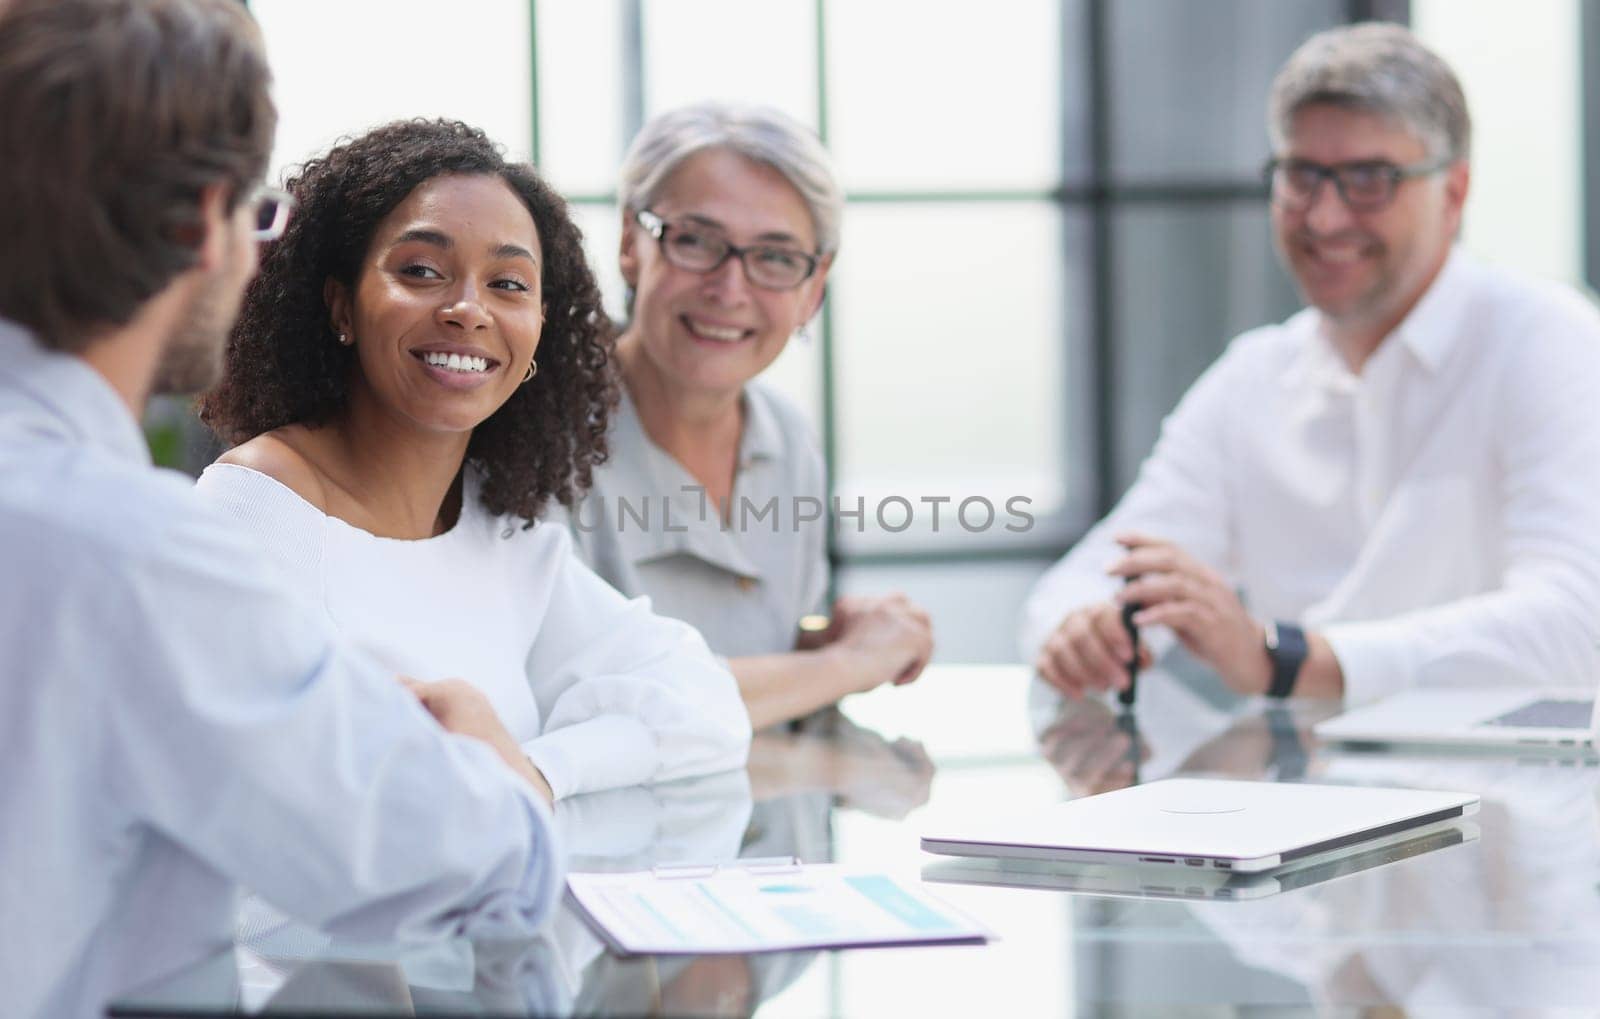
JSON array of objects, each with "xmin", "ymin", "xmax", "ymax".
[{"xmin": 0, "ymin": 3, "xmax": 563, "ymax": 1015}]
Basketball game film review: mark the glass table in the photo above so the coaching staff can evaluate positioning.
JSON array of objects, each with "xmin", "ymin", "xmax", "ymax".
[{"xmin": 109, "ymin": 663, "xmax": 1600, "ymax": 1016}]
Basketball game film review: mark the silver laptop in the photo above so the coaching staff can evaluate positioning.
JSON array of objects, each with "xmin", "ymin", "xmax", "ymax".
[
  {"xmin": 922, "ymin": 818, "xmax": 1477, "ymax": 901},
  {"xmin": 1314, "ymin": 686, "xmax": 1598, "ymax": 751},
  {"xmin": 919, "ymin": 777, "xmax": 1478, "ymax": 875}
]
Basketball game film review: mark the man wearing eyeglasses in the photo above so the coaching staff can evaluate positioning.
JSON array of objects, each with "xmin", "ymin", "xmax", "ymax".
[
  {"xmin": 1023, "ymin": 22, "xmax": 1600, "ymax": 709},
  {"xmin": 0, "ymin": 3, "xmax": 563, "ymax": 1016}
]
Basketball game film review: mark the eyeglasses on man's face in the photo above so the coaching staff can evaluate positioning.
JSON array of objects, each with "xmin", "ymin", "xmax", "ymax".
[
  {"xmin": 1262, "ymin": 156, "xmax": 1450, "ymax": 214},
  {"xmin": 249, "ymin": 185, "xmax": 295, "ymax": 242},
  {"xmin": 635, "ymin": 209, "xmax": 819, "ymax": 291}
]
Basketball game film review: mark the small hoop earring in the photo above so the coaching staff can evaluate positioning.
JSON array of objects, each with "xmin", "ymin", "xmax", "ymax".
[{"xmin": 522, "ymin": 360, "xmax": 538, "ymax": 383}]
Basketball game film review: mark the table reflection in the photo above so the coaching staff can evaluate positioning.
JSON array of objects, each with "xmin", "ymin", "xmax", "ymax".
[
  {"xmin": 109, "ymin": 663, "xmax": 1600, "ymax": 1016},
  {"xmin": 115, "ymin": 710, "xmax": 941, "ymax": 1017},
  {"xmin": 1025, "ymin": 658, "xmax": 1600, "ymax": 1012},
  {"xmin": 572, "ymin": 710, "xmax": 935, "ymax": 1018},
  {"xmin": 1176, "ymin": 760, "xmax": 1600, "ymax": 1011}
]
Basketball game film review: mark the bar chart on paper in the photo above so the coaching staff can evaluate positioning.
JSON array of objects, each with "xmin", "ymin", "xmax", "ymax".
[{"xmin": 567, "ymin": 861, "xmax": 991, "ymax": 956}]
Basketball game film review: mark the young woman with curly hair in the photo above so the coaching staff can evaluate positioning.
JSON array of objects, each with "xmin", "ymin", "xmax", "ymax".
[{"xmin": 195, "ymin": 119, "xmax": 750, "ymax": 801}]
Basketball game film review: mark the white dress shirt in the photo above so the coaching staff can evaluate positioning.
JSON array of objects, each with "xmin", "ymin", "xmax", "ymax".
[
  {"xmin": 1022, "ymin": 251, "xmax": 1600, "ymax": 704},
  {"xmin": 0, "ymin": 322, "xmax": 562, "ymax": 1019},
  {"xmin": 195, "ymin": 462, "xmax": 751, "ymax": 800}
]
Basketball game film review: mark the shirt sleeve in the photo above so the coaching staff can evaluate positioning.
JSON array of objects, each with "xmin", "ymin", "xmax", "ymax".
[
  {"xmin": 1019, "ymin": 337, "xmax": 1249, "ymax": 660},
  {"xmin": 522, "ymin": 526, "xmax": 752, "ymax": 798},
  {"xmin": 99, "ymin": 507, "xmax": 563, "ymax": 942},
  {"xmin": 1323, "ymin": 305, "xmax": 1600, "ymax": 704}
]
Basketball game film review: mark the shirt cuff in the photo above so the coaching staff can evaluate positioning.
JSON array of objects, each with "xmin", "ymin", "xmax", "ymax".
[
  {"xmin": 523, "ymin": 714, "xmax": 658, "ymax": 800},
  {"xmin": 455, "ymin": 784, "xmax": 564, "ymax": 939},
  {"xmin": 1320, "ymin": 618, "xmax": 1420, "ymax": 706}
]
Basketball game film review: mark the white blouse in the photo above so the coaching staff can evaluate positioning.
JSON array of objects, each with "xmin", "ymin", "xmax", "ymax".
[{"xmin": 196, "ymin": 463, "xmax": 751, "ymax": 799}]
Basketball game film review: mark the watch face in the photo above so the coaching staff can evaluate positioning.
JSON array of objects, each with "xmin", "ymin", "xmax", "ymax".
[{"xmin": 1264, "ymin": 620, "xmax": 1280, "ymax": 652}]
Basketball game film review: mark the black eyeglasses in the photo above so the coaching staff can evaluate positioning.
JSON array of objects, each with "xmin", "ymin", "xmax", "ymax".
[
  {"xmin": 635, "ymin": 210, "xmax": 819, "ymax": 291},
  {"xmin": 1262, "ymin": 156, "xmax": 1451, "ymax": 213}
]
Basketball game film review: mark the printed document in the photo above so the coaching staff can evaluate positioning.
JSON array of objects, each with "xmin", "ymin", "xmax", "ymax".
[{"xmin": 567, "ymin": 861, "xmax": 989, "ymax": 955}]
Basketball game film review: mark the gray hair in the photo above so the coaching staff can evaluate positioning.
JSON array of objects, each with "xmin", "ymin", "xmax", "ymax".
[
  {"xmin": 618, "ymin": 102, "xmax": 844, "ymax": 255},
  {"xmin": 1267, "ymin": 22, "xmax": 1470, "ymax": 164}
]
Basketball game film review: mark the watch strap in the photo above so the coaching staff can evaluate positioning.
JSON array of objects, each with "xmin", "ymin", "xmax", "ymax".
[{"xmin": 1264, "ymin": 620, "xmax": 1308, "ymax": 699}]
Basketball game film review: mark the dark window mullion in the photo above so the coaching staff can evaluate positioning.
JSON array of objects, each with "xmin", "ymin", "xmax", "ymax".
[
  {"xmin": 1087, "ymin": 0, "xmax": 1116, "ymax": 517},
  {"xmin": 567, "ymin": 187, "xmax": 1267, "ymax": 207},
  {"xmin": 846, "ymin": 185, "xmax": 1266, "ymax": 203},
  {"xmin": 815, "ymin": 0, "xmax": 842, "ymax": 596},
  {"xmin": 1345, "ymin": 0, "xmax": 1410, "ymax": 22}
]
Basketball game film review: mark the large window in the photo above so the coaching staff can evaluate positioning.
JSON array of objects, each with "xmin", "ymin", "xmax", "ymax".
[
  {"xmin": 515, "ymin": 1, "xmax": 1348, "ymax": 559},
  {"xmin": 530, "ymin": 1, "xmax": 1083, "ymax": 562},
  {"xmin": 532, "ymin": 1, "xmax": 1360, "ymax": 660}
]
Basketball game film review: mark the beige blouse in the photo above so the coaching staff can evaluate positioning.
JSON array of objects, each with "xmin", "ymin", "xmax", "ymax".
[{"xmin": 550, "ymin": 380, "xmax": 830, "ymax": 659}]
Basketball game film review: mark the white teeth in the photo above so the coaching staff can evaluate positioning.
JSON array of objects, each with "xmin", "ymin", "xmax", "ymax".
[
  {"xmin": 1308, "ymin": 242, "xmax": 1365, "ymax": 264},
  {"xmin": 688, "ymin": 320, "xmax": 744, "ymax": 343},
  {"xmin": 421, "ymin": 352, "xmax": 492, "ymax": 373}
]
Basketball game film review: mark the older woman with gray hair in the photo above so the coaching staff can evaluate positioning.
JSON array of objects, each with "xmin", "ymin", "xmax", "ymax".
[{"xmin": 558, "ymin": 102, "xmax": 933, "ymax": 729}]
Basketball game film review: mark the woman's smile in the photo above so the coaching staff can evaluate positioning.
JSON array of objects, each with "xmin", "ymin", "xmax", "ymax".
[
  {"xmin": 409, "ymin": 342, "xmax": 503, "ymax": 390},
  {"xmin": 680, "ymin": 314, "xmax": 752, "ymax": 345}
]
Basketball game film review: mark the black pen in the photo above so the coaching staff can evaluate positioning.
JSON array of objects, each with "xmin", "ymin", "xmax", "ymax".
[
  {"xmin": 1116, "ymin": 584, "xmax": 1142, "ymax": 784},
  {"xmin": 1115, "ymin": 702, "xmax": 1142, "ymax": 785},
  {"xmin": 1118, "ymin": 587, "xmax": 1141, "ymax": 708}
]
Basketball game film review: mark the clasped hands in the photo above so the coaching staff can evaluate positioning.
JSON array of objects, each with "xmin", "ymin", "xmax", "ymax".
[
  {"xmin": 813, "ymin": 593, "xmax": 935, "ymax": 694},
  {"xmin": 1035, "ymin": 532, "xmax": 1272, "ymax": 700}
]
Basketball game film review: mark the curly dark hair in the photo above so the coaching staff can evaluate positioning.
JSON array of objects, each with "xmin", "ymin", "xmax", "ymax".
[{"xmin": 198, "ymin": 118, "xmax": 616, "ymax": 525}]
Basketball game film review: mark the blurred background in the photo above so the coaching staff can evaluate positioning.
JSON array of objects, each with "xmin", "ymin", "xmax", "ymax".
[{"xmin": 153, "ymin": 0, "xmax": 1596, "ymax": 663}]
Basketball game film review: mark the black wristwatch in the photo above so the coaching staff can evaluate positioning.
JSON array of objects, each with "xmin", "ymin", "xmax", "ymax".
[{"xmin": 1263, "ymin": 620, "xmax": 1308, "ymax": 699}]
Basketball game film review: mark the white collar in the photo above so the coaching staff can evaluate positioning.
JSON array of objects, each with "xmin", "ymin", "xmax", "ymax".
[{"xmin": 1286, "ymin": 247, "xmax": 1473, "ymax": 391}]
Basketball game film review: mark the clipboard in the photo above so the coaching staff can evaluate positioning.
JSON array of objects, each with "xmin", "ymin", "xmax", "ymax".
[{"xmin": 566, "ymin": 858, "xmax": 991, "ymax": 956}]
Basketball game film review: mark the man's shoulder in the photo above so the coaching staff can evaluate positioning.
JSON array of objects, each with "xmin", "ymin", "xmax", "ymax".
[
  {"xmin": 1465, "ymin": 257, "xmax": 1600, "ymax": 331},
  {"xmin": 1442, "ymin": 257, "xmax": 1600, "ymax": 375},
  {"xmin": 1, "ymin": 440, "xmax": 270, "ymax": 582}
]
